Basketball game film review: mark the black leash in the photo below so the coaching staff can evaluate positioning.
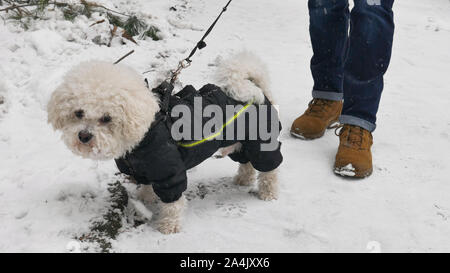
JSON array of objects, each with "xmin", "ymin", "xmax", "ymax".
[
  {"xmin": 148, "ymin": 0, "xmax": 234, "ymax": 124},
  {"xmin": 170, "ymin": 0, "xmax": 233, "ymax": 84},
  {"xmin": 111, "ymin": 2, "xmax": 234, "ymax": 134},
  {"xmin": 185, "ymin": 0, "xmax": 233, "ymax": 63}
]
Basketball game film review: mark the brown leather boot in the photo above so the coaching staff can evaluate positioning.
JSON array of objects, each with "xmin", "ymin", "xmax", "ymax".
[
  {"xmin": 291, "ymin": 99, "xmax": 343, "ymax": 139},
  {"xmin": 334, "ymin": 124, "xmax": 373, "ymax": 178}
]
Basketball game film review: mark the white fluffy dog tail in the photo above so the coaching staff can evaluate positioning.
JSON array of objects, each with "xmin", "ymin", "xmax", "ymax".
[{"xmin": 215, "ymin": 51, "xmax": 273, "ymax": 104}]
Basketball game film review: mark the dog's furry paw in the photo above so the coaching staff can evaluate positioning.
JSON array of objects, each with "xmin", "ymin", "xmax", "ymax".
[
  {"xmin": 234, "ymin": 162, "xmax": 256, "ymax": 186},
  {"xmin": 257, "ymin": 190, "xmax": 278, "ymax": 201},
  {"xmin": 257, "ymin": 169, "xmax": 279, "ymax": 201},
  {"xmin": 234, "ymin": 174, "xmax": 255, "ymax": 186},
  {"xmin": 155, "ymin": 195, "xmax": 185, "ymax": 234},
  {"xmin": 137, "ymin": 184, "xmax": 159, "ymax": 205},
  {"xmin": 156, "ymin": 219, "xmax": 182, "ymax": 234}
]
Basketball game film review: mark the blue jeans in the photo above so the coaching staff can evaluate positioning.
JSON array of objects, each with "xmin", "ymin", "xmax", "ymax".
[{"xmin": 308, "ymin": 0, "xmax": 394, "ymax": 132}]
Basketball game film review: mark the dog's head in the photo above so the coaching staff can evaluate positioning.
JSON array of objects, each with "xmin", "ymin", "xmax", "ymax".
[{"xmin": 47, "ymin": 61, "xmax": 160, "ymax": 160}]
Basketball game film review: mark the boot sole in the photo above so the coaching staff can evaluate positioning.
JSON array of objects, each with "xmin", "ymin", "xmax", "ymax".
[
  {"xmin": 290, "ymin": 120, "xmax": 340, "ymax": 140},
  {"xmin": 334, "ymin": 165, "xmax": 373, "ymax": 178},
  {"xmin": 290, "ymin": 131, "xmax": 323, "ymax": 140}
]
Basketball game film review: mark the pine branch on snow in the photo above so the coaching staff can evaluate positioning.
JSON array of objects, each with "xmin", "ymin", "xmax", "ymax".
[{"xmin": 1, "ymin": 0, "xmax": 163, "ymax": 44}]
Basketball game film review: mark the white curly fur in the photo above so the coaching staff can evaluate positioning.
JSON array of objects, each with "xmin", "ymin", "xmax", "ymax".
[
  {"xmin": 47, "ymin": 61, "xmax": 160, "ymax": 160},
  {"xmin": 137, "ymin": 185, "xmax": 186, "ymax": 234},
  {"xmin": 137, "ymin": 184, "xmax": 159, "ymax": 205},
  {"xmin": 215, "ymin": 51, "xmax": 273, "ymax": 104},
  {"xmin": 155, "ymin": 194, "xmax": 186, "ymax": 234},
  {"xmin": 216, "ymin": 51, "xmax": 275, "ymax": 158},
  {"xmin": 234, "ymin": 162, "xmax": 256, "ymax": 186},
  {"xmin": 233, "ymin": 163, "xmax": 279, "ymax": 201},
  {"xmin": 257, "ymin": 169, "xmax": 279, "ymax": 201}
]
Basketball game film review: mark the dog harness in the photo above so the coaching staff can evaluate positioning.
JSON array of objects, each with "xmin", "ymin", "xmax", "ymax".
[{"xmin": 115, "ymin": 82, "xmax": 283, "ymax": 203}]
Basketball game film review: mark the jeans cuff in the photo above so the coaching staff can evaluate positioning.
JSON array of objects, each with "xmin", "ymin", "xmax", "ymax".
[
  {"xmin": 339, "ymin": 115, "xmax": 376, "ymax": 132},
  {"xmin": 312, "ymin": 90, "xmax": 343, "ymax": 101}
]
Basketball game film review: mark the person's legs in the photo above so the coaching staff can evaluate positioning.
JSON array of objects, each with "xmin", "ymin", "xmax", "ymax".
[
  {"xmin": 290, "ymin": 0, "xmax": 349, "ymax": 139},
  {"xmin": 309, "ymin": 0, "xmax": 350, "ymax": 100},
  {"xmin": 335, "ymin": 0, "xmax": 395, "ymax": 177},
  {"xmin": 340, "ymin": 0, "xmax": 395, "ymax": 132}
]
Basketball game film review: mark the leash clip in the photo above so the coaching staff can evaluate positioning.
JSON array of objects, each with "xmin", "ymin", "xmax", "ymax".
[
  {"xmin": 168, "ymin": 0, "xmax": 233, "ymax": 84},
  {"xmin": 170, "ymin": 59, "xmax": 192, "ymax": 84}
]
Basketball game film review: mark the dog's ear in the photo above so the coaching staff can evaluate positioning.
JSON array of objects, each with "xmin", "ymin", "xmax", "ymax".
[
  {"xmin": 116, "ymin": 86, "xmax": 160, "ymax": 150},
  {"xmin": 47, "ymin": 87, "xmax": 72, "ymax": 130}
]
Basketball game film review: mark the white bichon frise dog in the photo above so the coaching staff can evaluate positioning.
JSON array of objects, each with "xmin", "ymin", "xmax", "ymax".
[{"xmin": 47, "ymin": 52, "xmax": 283, "ymax": 234}]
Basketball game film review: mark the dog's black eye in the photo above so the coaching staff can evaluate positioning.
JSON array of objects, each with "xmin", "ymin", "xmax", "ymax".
[
  {"xmin": 99, "ymin": 115, "xmax": 112, "ymax": 124},
  {"xmin": 75, "ymin": 110, "xmax": 84, "ymax": 119}
]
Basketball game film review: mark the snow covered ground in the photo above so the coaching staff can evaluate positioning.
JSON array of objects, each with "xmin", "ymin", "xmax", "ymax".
[{"xmin": 0, "ymin": 0, "xmax": 450, "ymax": 252}]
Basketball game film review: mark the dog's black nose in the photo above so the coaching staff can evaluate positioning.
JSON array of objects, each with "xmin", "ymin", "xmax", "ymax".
[{"xmin": 78, "ymin": 130, "xmax": 93, "ymax": 143}]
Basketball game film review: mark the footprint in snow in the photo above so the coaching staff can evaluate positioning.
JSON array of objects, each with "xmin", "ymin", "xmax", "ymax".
[
  {"xmin": 215, "ymin": 201, "xmax": 247, "ymax": 219},
  {"xmin": 185, "ymin": 177, "xmax": 252, "ymax": 218},
  {"xmin": 185, "ymin": 177, "xmax": 246, "ymax": 201},
  {"xmin": 435, "ymin": 204, "xmax": 450, "ymax": 221},
  {"xmin": 283, "ymin": 227, "xmax": 328, "ymax": 244}
]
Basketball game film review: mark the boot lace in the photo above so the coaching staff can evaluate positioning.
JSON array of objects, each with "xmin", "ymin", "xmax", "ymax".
[
  {"xmin": 335, "ymin": 124, "xmax": 365, "ymax": 148},
  {"xmin": 306, "ymin": 99, "xmax": 335, "ymax": 117}
]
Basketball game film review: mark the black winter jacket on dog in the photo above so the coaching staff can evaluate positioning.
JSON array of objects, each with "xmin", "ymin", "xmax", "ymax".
[{"xmin": 115, "ymin": 83, "xmax": 283, "ymax": 203}]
